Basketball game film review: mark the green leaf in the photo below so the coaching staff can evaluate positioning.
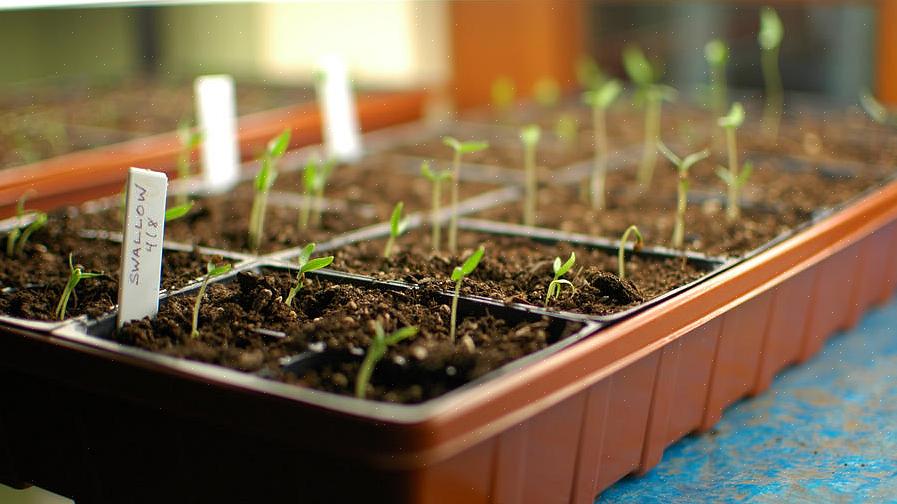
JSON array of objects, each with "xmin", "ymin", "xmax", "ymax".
[
  {"xmin": 758, "ymin": 7, "xmax": 784, "ymax": 51},
  {"xmin": 300, "ymin": 255, "xmax": 334, "ymax": 274},
  {"xmin": 385, "ymin": 326, "xmax": 419, "ymax": 345},
  {"xmin": 420, "ymin": 160, "xmax": 434, "ymax": 180},
  {"xmin": 442, "ymin": 136, "xmax": 460, "ymax": 152},
  {"xmin": 297, "ymin": 243, "xmax": 316, "ymax": 266},
  {"xmin": 267, "ymin": 129, "xmax": 292, "ymax": 159},
  {"xmin": 715, "ymin": 165, "xmax": 735, "ymax": 185},
  {"xmin": 78, "ymin": 272, "xmax": 104, "ymax": 280},
  {"xmin": 737, "ymin": 161, "xmax": 754, "ymax": 186},
  {"xmin": 303, "ymin": 161, "xmax": 318, "ymax": 192},
  {"xmin": 520, "ymin": 124, "xmax": 541, "ymax": 147},
  {"xmin": 656, "ymin": 140, "xmax": 682, "ymax": 167},
  {"xmin": 389, "ymin": 202, "xmax": 407, "ymax": 237},
  {"xmin": 583, "ymin": 79, "xmax": 622, "ymax": 109},
  {"xmin": 576, "ymin": 55, "xmax": 605, "ymax": 91},
  {"xmin": 718, "ymin": 102, "xmax": 745, "ymax": 129},
  {"xmin": 622, "ymin": 45, "xmax": 654, "ymax": 87},
  {"xmin": 554, "ymin": 252, "xmax": 576, "ymax": 277},
  {"xmin": 553, "ymin": 279, "xmax": 573, "ymax": 288},
  {"xmin": 704, "ymin": 39, "xmax": 728, "ymax": 66},
  {"xmin": 452, "ymin": 246, "xmax": 485, "ymax": 281},
  {"xmin": 680, "ymin": 149, "xmax": 711, "ymax": 171},
  {"xmin": 255, "ymin": 159, "xmax": 276, "ymax": 192},
  {"xmin": 164, "ymin": 201, "xmax": 194, "ymax": 222},
  {"xmin": 206, "ymin": 262, "xmax": 232, "ymax": 277}
]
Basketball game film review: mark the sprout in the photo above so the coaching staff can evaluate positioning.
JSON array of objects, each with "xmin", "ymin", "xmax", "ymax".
[
  {"xmin": 533, "ymin": 77, "xmax": 560, "ymax": 108},
  {"xmin": 191, "ymin": 261, "xmax": 232, "ymax": 338},
  {"xmin": 355, "ymin": 322, "xmax": 419, "ymax": 399},
  {"xmin": 176, "ymin": 121, "xmax": 202, "ymax": 205},
  {"xmin": 299, "ymin": 158, "xmax": 336, "ymax": 229},
  {"xmin": 860, "ymin": 90, "xmax": 895, "ymax": 126},
  {"xmin": 164, "ymin": 201, "xmax": 194, "ymax": 223},
  {"xmin": 383, "ymin": 201, "xmax": 409, "ymax": 259},
  {"xmin": 618, "ymin": 225, "xmax": 643, "ymax": 280},
  {"xmin": 704, "ymin": 39, "xmax": 729, "ymax": 119},
  {"xmin": 442, "ymin": 137, "xmax": 489, "ymax": 253},
  {"xmin": 657, "ymin": 142, "xmax": 710, "ymax": 249},
  {"xmin": 582, "ymin": 79, "xmax": 623, "ymax": 210},
  {"xmin": 758, "ymin": 7, "xmax": 784, "ymax": 139},
  {"xmin": 576, "ymin": 55, "xmax": 606, "ymax": 91},
  {"xmin": 520, "ymin": 124, "xmax": 541, "ymax": 227},
  {"xmin": 284, "ymin": 243, "xmax": 334, "ymax": 307},
  {"xmin": 55, "ymin": 253, "xmax": 103, "ymax": 321},
  {"xmin": 248, "ymin": 129, "xmax": 291, "ymax": 252},
  {"xmin": 491, "ymin": 76, "xmax": 516, "ymax": 117},
  {"xmin": 450, "ymin": 246, "xmax": 484, "ymax": 341},
  {"xmin": 716, "ymin": 103, "xmax": 753, "ymax": 222},
  {"xmin": 420, "ymin": 161, "xmax": 452, "ymax": 252},
  {"xmin": 6, "ymin": 191, "xmax": 47, "ymax": 257},
  {"xmin": 624, "ymin": 45, "xmax": 678, "ymax": 187},
  {"xmin": 545, "ymin": 252, "xmax": 575, "ymax": 307}
]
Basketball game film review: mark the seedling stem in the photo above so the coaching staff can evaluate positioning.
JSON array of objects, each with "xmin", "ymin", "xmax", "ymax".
[
  {"xmin": 383, "ymin": 202, "xmax": 409, "ymax": 258},
  {"xmin": 55, "ymin": 254, "xmax": 103, "ymax": 320},
  {"xmin": 421, "ymin": 161, "xmax": 451, "ymax": 251},
  {"xmin": 618, "ymin": 225, "xmax": 643, "ymax": 280},
  {"xmin": 191, "ymin": 261, "xmax": 232, "ymax": 338},
  {"xmin": 450, "ymin": 246, "xmax": 484, "ymax": 341},
  {"xmin": 355, "ymin": 322, "xmax": 418, "ymax": 399},
  {"xmin": 657, "ymin": 142, "xmax": 710, "ymax": 249},
  {"xmin": 545, "ymin": 252, "xmax": 575, "ymax": 307},
  {"xmin": 520, "ymin": 125, "xmax": 541, "ymax": 226},
  {"xmin": 443, "ymin": 137, "xmax": 488, "ymax": 253},
  {"xmin": 248, "ymin": 129, "xmax": 291, "ymax": 252}
]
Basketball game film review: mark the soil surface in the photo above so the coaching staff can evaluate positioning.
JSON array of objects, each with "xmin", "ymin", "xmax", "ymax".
[
  {"xmin": 327, "ymin": 231, "xmax": 711, "ymax": 315},
  {"xmin": 117, "ymin": 269, "xmax": 584, "ymax": 403},
  {"xmin": 0, "ymin": 217, "xmax": 221, "ymax": 321}
]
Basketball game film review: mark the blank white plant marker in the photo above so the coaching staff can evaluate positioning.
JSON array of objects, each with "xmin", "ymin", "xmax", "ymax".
[
  {"xmin": 195, "ymin": 75, "xmax": 240, "ymax": 192},
  {"xmin": 316, "ymin": 55, "xmax": 362, "ymax": 162}
]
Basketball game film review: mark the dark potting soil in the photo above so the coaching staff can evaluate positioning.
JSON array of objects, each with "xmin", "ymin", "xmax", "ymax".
[
  {"xmin": 116, "ymin": 270, "xmax": 584, "ymax": 403},
  {"xmin": 328, "ymin": 231, "xmax": 708, "ymax": 316},
  {"xmin": 0, "ymin": 218, "xmax": 222, "ymax": 321}
]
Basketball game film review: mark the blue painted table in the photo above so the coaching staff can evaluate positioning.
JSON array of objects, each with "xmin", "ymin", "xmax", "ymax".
[{"xmin": 601, "ymin": 297, "xmax": 897, "ymax": 502}]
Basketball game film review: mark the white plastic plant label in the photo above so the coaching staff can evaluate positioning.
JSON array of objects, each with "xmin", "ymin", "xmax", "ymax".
[
  {"xmin": 195, "ymin": 74, "xmax": 240, "ymax": 192},
  {"xmin": 316, "ymin": 55, "xmax": 362, "ymax": 162},
  {"xmin": 117, "ymin": 168, "xmax": 168, "ymax": 328}
]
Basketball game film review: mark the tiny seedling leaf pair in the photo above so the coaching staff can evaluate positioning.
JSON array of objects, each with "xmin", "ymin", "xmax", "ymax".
[
  {"xmin": 443, "ymin": 137, "xmax": 489, "ymax": 253},
  {"xmin": 191, "ymin": 261, "xmax": 232, "ymax": 338},
  {"xmin": 443, "ymin": 136, "xmax": 489, "ymax": 155},
  {"xmin": 657, "ymin": 142, "xmax": 711, "ymax": 249},
  {"xmin": 285, "ymin": 243, "xmax": 334, "ymax": 306},
  {"xmin": 450, "ymin": 246, "xmax": 485, "ymax": 341},
  {"xmin": 420, "ymin": 161, "xmax": 451, "ymax": 252},
  {"xmin": 55, "ymin": 253, "xmax": 103, "ymax": 320},
  {"xmin": 7, "ymin": 191, "xmax": 48, "ymax": 257},
  {"xmin": 545, "ymin": 252, "xmax": 575, "ymax": 307},
  {"xmin": 355, "ymin": 322, "xmax": 419, "ymax": 399},
  {"xmin": 383, "ymin": 202, "xmax": 410, "ymax": 258}
]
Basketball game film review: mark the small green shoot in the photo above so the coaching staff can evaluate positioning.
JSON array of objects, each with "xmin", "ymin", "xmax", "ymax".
[
  {"xmin": 450, "ymin": 246, "xmax": 484, "ymax": 341},
  {"xmin": 576, "ymin": 55, "xmax": 605, "ymax": 91},
  {"xmin": 383, "ymin": 202, "xmax": 409, "ymax": 259},
  {"xmin": 164, "ymin": 201, "xmax": 194, "ymax": 223},
  {"xmin": 355, "ymin": 322, "xmax": 418, "ymax": 399},
  {"xmin": 7, "ymin": 191, "xmax": 48, "ymax": 257},
  {"xmin": 545, "ymin": 252, "xmax": 575, "ymax": 307},
  {"xmin": 618, "ymin": 225, "xmax": 643, "ymax": 280},
  {"xmin": 54, "ymin": 254, "xmax": 103, "ymax": 321},
  {"xmin": 583, "ymin": 79, "xmax": 623, "ymax": 210},
  {"xmin": 533, "ymin": 77, "xmax": 560, "ymax": 108},
  {"xmin": 420, "ymin": 161, "xmax": 452, "ymax": 251},
  {"xmin": 624, "ymin": 45, "xmax": 678, "ymax": 187},
  {"xmin": 248, "ymin": 129, "xmax": 291, "ymax": 252},
  {"xmin": 716, "ymin": 102, "xmax": 752, "ymax": 222},
  {"xmin": 176, "ymin": 121, "xmax": 202, "ymax": 205},
  {"xmin": 759, "ymin": 6, "xmax": 784, "ymax": 139},
  {"xmin": 704, "ymin": 39, "xmax": 729, "ymax": 119},
  {"xmin": 443, "ymin": 137, "xmax": 489, "ymax": 253},
  {"xmin": 284, "ymin": 243, "xmax": 333, "ymax": 307},
  {"xmin": 657, "ymin": 142, "xmax": 711, "ymax": 249},
  {"xmin": 191, "ymin": 261, "xmax": 232, "ymax": 338},
  {"xmin": 491, "ymin": 76, "xmax": 516, "ymax": 117},
  {"xmin": 520, "ymin": 124, "xmax": 541, "ymax": 226},
  {"xmin": 299, "ymin": 158, "xmax": 336, "ymax": 229}
]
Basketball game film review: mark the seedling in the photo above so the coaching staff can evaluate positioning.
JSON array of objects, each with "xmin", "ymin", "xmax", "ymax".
[
  {"xmin": 624, "ymin": 45, "xmax": 678, "ymax": 187},
  {"xmin": 6, "ymin": 191, "xmax": 47, "ymax": 257},
  {"xmin": 299, "ymin": 158, "xmax": 336, "ymax": 229},
  {"xmin": 491, "ymin": 76, "xmax": 516, "ymax": 118},
  {"xmin": 176, "ymin": 121, "xmax": 202, "ymax": 205},
  {"xmin": 759, "ymin": 6, "xmax": 784, "ymax": 138},
  {"xmin": 618, "ymin": 225, "xmax": 643, "ymax": 280},
  {"xmin": 420, "ymin": 161, "xmax": 451, "ymax": 251},
  {"xmin": 520, "ymin": 124, "xmax": 541, "ymax": 226},
  {"xmin": 248, "ymin": 129, "xmax": 291, "ymax": 252},
  {"xmin": 449, "ymin": 246, "xmax": 484, "ymax": 341},
  {"xmin": 191, "ymin": 261, "xmax": 232, "ymax": 338},
  {"xmin": 544, "ymin": 252, "xmax": 575, "ymax": 307},
  {"xmin": 443, "ymin": 137, "xmax": 489, "ymax": 253},
  {"xmin": 533, "ymin": 77, "xmax": 560, "ymax": 108},
  {"xmin": 284, "ymin": 243, "xmax": 334, "ymax": 306},
  {"xmin": 582, "ymin": 79, "xmax": 623, "ymax": 210},
  {"xmin": 164, "ymin": 201, "xmax": 194, "ymax": 223},
  {"xmin": 657, "ymin": 142, "xmax": 710, "ymax": 249},
  {"xmin": 355, "ymin": 322, "xmax": 418, "ymax": 399},
  {"xmin": 704, "ymin": 39, "xmax": 729, "ymax": 120},
  {"xmin": 716, "ymin": 103, "xmax": 753, "ymax": 222},
  {"xmin": 860, "ymin": 90, "xmax": 896, "ymax": 126},
  {"xmin": 576, "ymin": 55, "xmax": 605, "ymax": 91},
  {"xmin": 54, "ymin": 253, "xmax": 103, "ymax": 320},
  {"xmin": 383, "ymin": 202, "xmax": 409, "ymax": 258}
]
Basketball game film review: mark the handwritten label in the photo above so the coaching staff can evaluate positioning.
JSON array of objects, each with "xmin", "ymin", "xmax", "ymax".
[
  {"xmin": 117, "ymin": 168, "xmax": 168, "ymax": 328},
  {"xmin": 316, "ymin": 55, "xmax": 362, "ymax": 162},
  {"xmin": 195, "ymin": 75, "xmax": 240, "ymax": 192}
]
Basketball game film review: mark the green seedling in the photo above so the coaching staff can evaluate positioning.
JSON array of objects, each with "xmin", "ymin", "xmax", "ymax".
[
  {"xmin": 716, "ymin": 103, "xmax": 753, "ymax": 222},
  {"xmin": 6, "ymin": 191, "xmax": 47, "ymax": 257},
  {"xmin": 191, "ymin": 261, "xmax": 232, "ymax": 338},
  {"xmin": 704, "ymin": 39, "xmax": 729, "ymax": 120},
  {"xmin": 54, "ymin": 253, "xmax": 103, "ymax": 321},
  {"xmin": 284, "ymin": 243, "xmax": 334, "ymax": 307},
  {"xmin": 576, "ymin": 55, "xmax": 605, "ymax": 91},
  {"xmin": 450, "ymin": 246, "xmax": 484, "ymax": 341},
  {"xmin": 443, "ymin": 137, "xmax": 489, "ymax": 253},
  {"xmin": 299, "ymin": 158, "xmax": 336, "ymax": 229},
  {"xmin": 164, "ymin": 201, "xmax": 194, "ymax": 223},
  {"xmin": 248, "ymin": 129, "xmax": 291, "ymax": 252},
  {"xmin": 533, "ymin": 77, "xmax": 560, "ymax": 108},
  {"xmin": 355, "ymin": 322, "xmax": 418, "ymax": 399},
  {"xmin": 383, "ymin": 202, "xmax": 409, "ymax": 258},
  {"xmin": 545, "ymin": 252, "xmax": 575, "ymax": 307},
  {"xmin": 859, "ymin": 90, "xmax": 896, "ymax": 126},
  {"xmin": 420, "ymin": 161, "xmax": 452, "ymax": 251},
  {"xmin": 759, "ymin": 6, "xmax": 784, "ymax": 139},
  {"xmin": 583, "ymin": 79, "xmax": 623, "ymax": 210},
  {"xmin": 624, "ymin": 45, "xmax": 678, "ymax": 187},
  {"xmin": 618, "ymin": 225, "xmax": 643, "ymax": 280},
  {"xmin": 520, "ymin": 125, "xmax": 541, "ymax": 226},
  {"xmin": 657, "ymin": 142, "xmax": 711, "ymax": 249},
  {"xmin": 491, "ymin": 76, "xmax": 516, "ymax": 118},
  {"xmin": 176, "ymin": 121, "xmax": 202, "ymax": 205}
]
